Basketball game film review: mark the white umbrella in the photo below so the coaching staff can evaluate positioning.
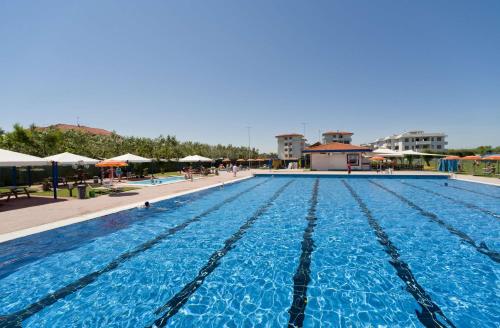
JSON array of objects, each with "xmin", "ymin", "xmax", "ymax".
[
  {"xmin": 402, "ymin": 150, "xmax": 445, "ymax": 156},
  {"xmin": 373, "ymin": 148, "xmax": 403, "ymax": 155},
  {"xmin": 107, "ymin": 153, "xmax": 152, "ymax": 163},
  {"xmin": 371, "ymin": 148, "xmax": 404, "ymax": 157},
  {"xmin": 44, "ymin": 152, "xmax": 99, "ymax": 165},
  {"xmin": 179, "ymin": 155, "xmax": 213, "ymax": 162},
  {"xmin": 0, "ymin": 149, "xmax": 49, "ymax": 167}
]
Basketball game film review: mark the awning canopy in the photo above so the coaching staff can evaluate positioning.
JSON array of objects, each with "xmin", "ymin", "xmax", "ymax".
[
  {"xmin": 44, "ymin": 152, "xmax": 99, "ymax": 165},
  {"xmin": 0, "ymin": 149, "xmax": 49, "ymax": 167},
  {"xmin": 178, "ymin": 155, "xmax": 213, "ymax": 162},
  {"xmin": 107, "ymin": 153, "xmax": 152, "ymax": 163}
]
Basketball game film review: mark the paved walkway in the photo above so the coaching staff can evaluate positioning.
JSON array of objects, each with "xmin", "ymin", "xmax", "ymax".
[{"xmin": 0, "ymin": 171, "xmax": 252, "ymax": 240}]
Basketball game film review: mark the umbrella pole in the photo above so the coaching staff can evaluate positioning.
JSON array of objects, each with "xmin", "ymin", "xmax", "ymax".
[
  {"xmin": 52, "ymin": 162, "xmax": 58, "ymax": 200},
  {"xmin": 11, "ymin": 166, "xmax": 17, "ymax": 187},
  {"xmin": 28, "ymin": 166, "xmax": 32, "ymax": 186}
]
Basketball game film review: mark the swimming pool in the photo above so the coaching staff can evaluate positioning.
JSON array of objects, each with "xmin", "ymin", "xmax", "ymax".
[
  {"xmin": 0, "ymin": 176, "xmax": 498, "ymax": 327},
  {"xmin": 127, "ymin": 176, "xmax": 185, "ymax": 186}
]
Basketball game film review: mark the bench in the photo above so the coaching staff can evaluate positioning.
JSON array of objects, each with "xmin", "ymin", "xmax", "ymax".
[{"xmin": 0, "ymin": 187, "xmax": 31, "ymax": 201}]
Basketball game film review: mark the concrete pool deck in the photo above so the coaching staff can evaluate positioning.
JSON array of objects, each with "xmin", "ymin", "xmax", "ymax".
[
  {"xmin": 0, "ymin": 171, "xmax": 254, "ymax": 242},
  {"xmin": 0, "ymin": 170, "xmax": 497, "ymax": 242}
]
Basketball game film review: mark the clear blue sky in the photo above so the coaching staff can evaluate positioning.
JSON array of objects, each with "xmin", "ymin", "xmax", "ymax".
[{"xmin": 1, "ymin": 0, "xmax": 499, "ymax": 152}]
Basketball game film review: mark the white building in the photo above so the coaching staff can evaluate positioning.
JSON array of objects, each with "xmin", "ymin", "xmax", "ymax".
[
  {"xmin": 370, "ymin": 131, "xmax": 447, "ymax": 151},
  {"xmin": 276, "ymin": 133, "xmax": 306, "ymax": 160},
  {"xmin": 322, "ymin": 131, "xmax": 353, "ymax": 144},
  {"xmin": 303, "ymin": 142, "xmax": 372, "ymax": 171}
]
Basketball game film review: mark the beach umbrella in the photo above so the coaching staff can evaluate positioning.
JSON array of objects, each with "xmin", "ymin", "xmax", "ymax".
[
  {"xmin": 0, "ymin": 148, "xmax": 50, "ymax": 195},
  {"xmin": 44, "ymin": 152, "xmax": 99, "ymax": 165},
  {"xmin": 444, "ymin": 155, "xmax": 461, "ymax": 160},
  {"xmin": 236, "ymin": 159, "xmax": 246, "ymax": 163},
  {"xmin": 222, "ymin": 158, "xmax": 231, "ymax": 163},
  {"xmin": 461, "ymin": 155, "xmax": 482, "ymax": 174},
  {"xmin": 96, "ymin": 160, "xmax": 128, "ymax": 183},
  {"xmin": 178, "ymin": 155, "xmax": 213, "ymax": 163},
  {"xmin": 107, "ymin": 153, "xmax": 151, "ymax": 163},
  {"xmin": 483, "ymin": 155, "xmax": 500, "ymax": 174},
  {"xmin": 461, "ymin": 155, "xmax": 481, "ymax": 160},
  {"xmin": 370, "ymin": 156, "xmax": 385, "ymax": 171}
]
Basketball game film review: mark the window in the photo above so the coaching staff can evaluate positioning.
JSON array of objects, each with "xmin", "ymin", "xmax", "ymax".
[
  {"xmin": 339, "ymin": 135, "xmax": 343, "ymax": 138},
  {"xmin": 347, "ymin": 154, "xmax": 359, "ymax": 166},
  {"xmin": 405, "ymin": 138, "xmax": 409, "ymax": 142},
  {"xmin": 415, "ymin": 138, "xmax": 420, "ymax": 142},
  {"xmin": 437, "ymin": 145, "xmax": 442, "ymax": 149},
  {"xmin": 405, "ymin": 146, "xmax": 409, "ymax": 150},
  {"xmin": 437, "ymin": 137, "xmax": 442, "ymax": 141}
]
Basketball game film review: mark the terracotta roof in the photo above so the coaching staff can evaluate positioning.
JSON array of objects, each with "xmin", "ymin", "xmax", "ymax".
[
  {"xmin": 322, "ymin": 131, "xmax": 353, "ymax": 136},
  {"xmin": 37, "ymin": 124, "xmax": 113, "ymax": 136},
  {"xmin": 303, "ymin": 142, "xmax": 371, "ymax": 153},
  {"xmin": 275, "ymin": 133, "xmax": 304, "ymax": 138}
]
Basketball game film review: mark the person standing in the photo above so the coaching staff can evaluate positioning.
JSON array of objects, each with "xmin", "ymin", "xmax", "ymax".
[
  {"xmin": 232, "ymin": 164, "xmax": 238, "ymax": 177},
  {"xmin": 116, "ymin": 167, "xmax": 122, "ymax": 182},
  {"xmin": 347, "ymin": 163, "xmax": 352, "ymax": 174}
]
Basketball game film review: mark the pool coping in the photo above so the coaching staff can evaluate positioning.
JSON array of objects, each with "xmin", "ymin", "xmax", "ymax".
[{"xmin": 0, "ymin": 175, "xmax": 254, "ymax": 244}]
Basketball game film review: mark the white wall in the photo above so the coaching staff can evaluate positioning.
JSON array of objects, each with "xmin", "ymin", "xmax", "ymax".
[{"xmin": 310, "ymin": 153, "xmax": 369, "ymax": 171}]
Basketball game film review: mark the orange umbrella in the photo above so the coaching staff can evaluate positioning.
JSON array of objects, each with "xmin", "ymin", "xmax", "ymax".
[
  {"xmin": 95, "ymin": 160, "xmax": 128, "ymax": 167},
  {"xmin": 444, "ymin": 156, "xmax": 461, "ymax": 160},
  {"xmin": 370, "ymin": 156, "xmax": 385, "ymax": 161},
  {"xmin": 461, "ymin": 155, "xmax": 482, "ymax": 160},
  {"xmin": 96, "ymin": 160, "xmax": 128, "ymax": 184},
  {"xmin": 222, "ymin": 158, "xmax": 231, "ymax": 163},
  {"xmin": 483, "ymin": 155, "xmax": 500, "ymax": 173},
  {"xmin": 236, "ymin": 159, "xmax": 246, "ymax": 162}
]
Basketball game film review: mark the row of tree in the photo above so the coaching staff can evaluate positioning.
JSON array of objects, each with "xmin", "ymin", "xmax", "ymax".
[
  {"xmin": 0, "ymin": 124, "xmax": 275, "ymax": 160},
  {"xmin": 422, "ymin": 145, "xmax": 500, "ymax": 157}
]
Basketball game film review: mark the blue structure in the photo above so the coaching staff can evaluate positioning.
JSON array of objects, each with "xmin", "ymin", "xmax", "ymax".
[{"xmin": 438, "ymin": 159, "xmax": 459, "ymax": 172}]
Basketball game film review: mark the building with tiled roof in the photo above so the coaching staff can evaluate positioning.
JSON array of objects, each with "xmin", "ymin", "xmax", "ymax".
[
  {"xmin": 37, "ymin": 124, "xmax": 113, "ymax": 136},
  {"xmin": 303, "ymin": 142, "xmax": 372, "ymax": 171}
]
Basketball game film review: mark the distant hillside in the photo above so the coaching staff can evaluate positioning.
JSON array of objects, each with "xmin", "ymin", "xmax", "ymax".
[{"xmin": 36, "ymin": 123, "xmax": 114, "ymax": 136}]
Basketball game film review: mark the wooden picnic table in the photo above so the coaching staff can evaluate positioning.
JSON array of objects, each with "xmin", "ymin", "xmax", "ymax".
[{"xmin": 0, "ymin": 186, "xmax": 31, "ymax": 201}]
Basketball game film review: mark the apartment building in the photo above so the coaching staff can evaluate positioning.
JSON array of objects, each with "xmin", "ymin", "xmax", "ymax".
[
  {"xmin": 275, "ymin": 133, "xmax": 306, "ymax": 160},
  {"xmin": 322, "ymin": 131, "xmax": 353, "ymax": 144},
  {"xmin": 370, "ymin": 131, "xmax": 447, "ymax": 151}
]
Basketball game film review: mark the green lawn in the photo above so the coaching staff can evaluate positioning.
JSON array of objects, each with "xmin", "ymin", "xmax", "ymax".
[{"xmin": 34, "ymin": 186, "xmax": 140, "ymax": 198}]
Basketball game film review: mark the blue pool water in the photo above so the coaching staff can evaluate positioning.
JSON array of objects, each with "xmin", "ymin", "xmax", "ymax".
[
  {"xmin": 0, "ymin": 176, "xmax": 498, "ymax": 327},
  {"xmin": 128, "ymin": 176, "xmax": 185, "ymax": 185}
]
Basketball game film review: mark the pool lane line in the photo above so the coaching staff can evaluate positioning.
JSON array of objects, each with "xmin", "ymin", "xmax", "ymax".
[
  {"xmin": 429, "ymin": 181, "xmax": 500, "ymax": 200},
  {"xmin": 369, "ymin": 180, "xmax": 500, "ymax": 264},
  {"xmin": 149, "ymin": 180, "xmax": 294, "ymax": 328},
  {"xmin": 400, "ymin": 181, "xmax": 500, "ymax": 220},
  {"xmin": 343, "ymin": 181, "xmax": 456, "ymax": 328},
  {"xmin": 0, "ymin": 179, "xmax": 271, "ymax": 328},
  {"xmin": 287, "ymin": 178, "xmax": 319, "ymax": 328}
]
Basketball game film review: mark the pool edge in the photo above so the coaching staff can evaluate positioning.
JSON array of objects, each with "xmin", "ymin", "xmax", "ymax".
[{"xmin": 0, "ymin": 175, "xmax": 254, "ymax": 244}]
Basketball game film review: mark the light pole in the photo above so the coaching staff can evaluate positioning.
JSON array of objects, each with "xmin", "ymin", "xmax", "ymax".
[
  {"xmin": 301, "ymin": 122, "xmax": 307, "ymax": 139},
  {"xmin": 246, "ymin": 126, "xmax": 251, "ymax": 159}
]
